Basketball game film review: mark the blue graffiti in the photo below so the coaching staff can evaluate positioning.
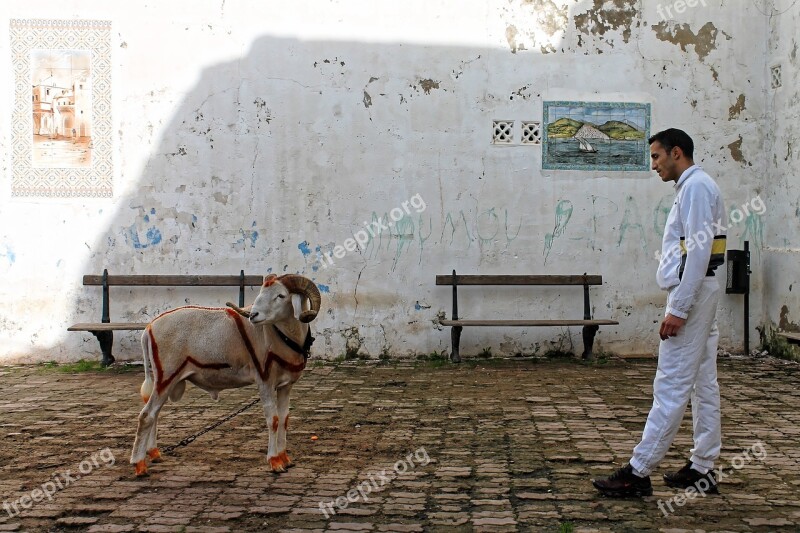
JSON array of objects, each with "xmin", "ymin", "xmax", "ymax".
[
  {"xmin": 126, "ymin": 225, "xmax": 162, "ymax": 249},
  {"xmin": 237, "ymin": 229, "xmax": 258, "ymax": 248},
  {"xmin": 317, "ymin": 283, "xmax": 330, "ymax": 293},
  {"xmin": 298, "ymin": 241, "xmax": 312, "ymax": 256}
]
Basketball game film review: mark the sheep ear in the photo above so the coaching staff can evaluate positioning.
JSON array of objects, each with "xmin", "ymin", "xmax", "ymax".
[
  {"xmin": 263, "ymin": 274, "xmax": 278, "ymax": 287},
  {"xmin": 291, "ymin": 294, "xmax": 304, "ymax": 321}
]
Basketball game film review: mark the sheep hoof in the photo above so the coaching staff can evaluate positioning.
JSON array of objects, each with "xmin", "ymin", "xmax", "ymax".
[
  {"xmin": 278, "ymin": 451, "xmax": 294, "ymax": 468},
  {"xmin": 147, "ymin": 448, "xmax": 162, "ymax": 463},
  {"xmin": 134, "ymin": 460, "xmax": 148, "ymax": 477},
  {"xmin": 269, "ymin": 456, "xmax": 287, "ymax": 473}
]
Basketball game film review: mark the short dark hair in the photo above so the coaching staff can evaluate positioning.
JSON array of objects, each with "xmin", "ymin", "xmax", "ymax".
[{"xmin": 648, "ymin": 128, "xmax": 694, "ymax": 159}]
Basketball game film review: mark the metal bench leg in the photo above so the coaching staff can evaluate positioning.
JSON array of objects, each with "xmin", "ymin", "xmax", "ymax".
[
  {"xmin": 451, "ymin": 326, "xmax": 463, "ymax": 363},
  {"xmin": 581, "ymin": 325, "xmax": 600, "ymax": 360},
  {"xmin": 92, "ymin": 330, "xmax": 116, "ymax": 366}
]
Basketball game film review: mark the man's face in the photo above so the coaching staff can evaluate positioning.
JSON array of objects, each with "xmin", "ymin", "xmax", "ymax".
[{"xmin": 650, "ymin": 141, "xmax": 678, "ymax": 182}]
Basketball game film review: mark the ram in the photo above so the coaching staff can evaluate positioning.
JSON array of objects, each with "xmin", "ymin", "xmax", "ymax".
[{"xmin": 130, "ymin": 273, "xmax": 321, "ymax": 476}]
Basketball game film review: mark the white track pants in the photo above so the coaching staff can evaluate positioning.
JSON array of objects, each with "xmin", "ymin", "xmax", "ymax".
[{"xmin": 630, "ymin": 277, "xmax": 721, "ymax": 476}]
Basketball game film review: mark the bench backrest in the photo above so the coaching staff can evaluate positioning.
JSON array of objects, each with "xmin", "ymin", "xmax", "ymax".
[
  {"xmin": 85, "ymin": 269, "xmax": 266, "ymax": 323},
  {"xmin": 83, "ymin": 274, "xmax": 264, "ymax": 286},
  {"xmin": 436, "ymin": 274, "xmax": 602, "ymax": 286},
  {"xmin": 436, "ymin": 271, "xmax": 604, "ymax": 321}
]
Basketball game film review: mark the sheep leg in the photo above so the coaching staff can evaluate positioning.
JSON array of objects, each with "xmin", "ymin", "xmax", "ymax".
[
  {"xmin": 130, "ymin": 390, "xmax": 169, "ymax": 476},
  {"xmin": 275, "ymin": 383, "xmax": 294, "ymax": 469},
  {"xmin": 257, "ymin": 382, "xmax": 284, "ymax": 473}
]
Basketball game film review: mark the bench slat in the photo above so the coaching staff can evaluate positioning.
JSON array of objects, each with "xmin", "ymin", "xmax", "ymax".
[
  {"xmin": 82, "ymin": 274, "xmax": 264, "ymax": 286},
  {"xmin": 777, "ymin": 332, "xmax": 800, "ymax": 345},
  {"xmin": 68, "ymin": 323, "xmax": 149, "ymax": 331},
  {"xmin": 440, "ymin": 319, "xmax": 618, "ymax": 327},
  {"xmin": 435, "ymin": 274, "xmax": 602, "ymax": 286}
]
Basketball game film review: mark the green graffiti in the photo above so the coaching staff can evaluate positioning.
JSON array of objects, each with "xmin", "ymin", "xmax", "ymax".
[
  {"xmin": 618, "ymin": 196, "xmax": 647, "ymax": 251},
  {"xmin": 653, "ymin": 193, "xmax": 674, "ymax": 238},
  {"xmin": 544, "ymin": 200, "xmax": 573, "ymax": 264},
  {"xmin": 442, "ymin": 210, "xmax": 474, "ymax": 248},
  {"xmin": 477, "ymin": 208, "xmax": 500, "ymax": 244}
]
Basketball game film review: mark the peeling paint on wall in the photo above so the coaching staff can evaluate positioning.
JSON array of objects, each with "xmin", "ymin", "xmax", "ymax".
[
  {"xmin": 575, "ymin": 0, "xmax": 640, "ymax": 44},
  {"xmin": 503, "ymin": 0, "xmax": 568, "ymax": 54},
  {"xmin": 417, "ymin": 79, "xmax": 440, "ymax": 95},
  {"xmin": 727, "ymin": 135, "xmax": 750, "ymax": 165},
  {"xmin": 728, "ymin": 94, "xmax": 746, "ymax": 119},
  {"xmin": 651, "ymin": 21, "xmax": 728, "ymax": 61}
]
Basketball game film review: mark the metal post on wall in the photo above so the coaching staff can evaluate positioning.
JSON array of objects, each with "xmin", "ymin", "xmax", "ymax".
[{"xmin": 726, "ymin": 241, "xmax": 752, "ymax": 354}]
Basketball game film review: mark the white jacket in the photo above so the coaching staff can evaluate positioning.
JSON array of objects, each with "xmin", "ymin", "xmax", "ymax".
[{"xmin": 656, "ymin": 165, "xmax": 727, "ymax": 319}]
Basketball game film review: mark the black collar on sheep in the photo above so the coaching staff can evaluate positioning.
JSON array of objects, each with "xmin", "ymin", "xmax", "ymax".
[{"xmin": 272, "ymin": 325, "xmax": 314, "ymax": 361}]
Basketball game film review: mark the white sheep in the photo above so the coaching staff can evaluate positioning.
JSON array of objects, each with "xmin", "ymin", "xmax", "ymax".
[{"xmin": 130, "ymin": 273, "xmax": 321, "ymax": 476}]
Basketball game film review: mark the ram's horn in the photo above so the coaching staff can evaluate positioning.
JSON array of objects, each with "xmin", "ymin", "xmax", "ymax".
[
  {"xmin": 277, "ymin": 275, "xmax": 322, "ymax": 323},
  {"xmin": 225, "ymin": 302, "xmax": 251, "ymax": 318}
]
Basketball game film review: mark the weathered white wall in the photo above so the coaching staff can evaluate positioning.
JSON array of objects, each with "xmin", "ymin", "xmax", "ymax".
[
  {"xmin": 761, "ymin": 1, "xmax": 800, "ymax": 340},
  {"xmin": 0, "ymin": 0, "xmax": 779, "ymax": 362}
]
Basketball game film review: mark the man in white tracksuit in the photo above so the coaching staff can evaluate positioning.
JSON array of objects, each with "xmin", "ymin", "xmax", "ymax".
[{"xmin": 593, "ymin": 128, "xmax": 727, "ymax": 497}]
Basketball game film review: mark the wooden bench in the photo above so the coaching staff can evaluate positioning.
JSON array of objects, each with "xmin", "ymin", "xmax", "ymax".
[
  {"xmin": 435, "ymin": 271, "xmax": 618, "ymax": 362},
  {"xmin": 68, "ymin": 269, "xmax": 264, "ymax": 366},
  {"xmin": 777, "ymin": 332, "xmax": 800, "ymax": 346}
]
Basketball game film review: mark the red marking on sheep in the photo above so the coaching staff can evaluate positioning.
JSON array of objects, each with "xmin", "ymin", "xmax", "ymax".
[
  {"xmin": 228, "ymin": 312, "xmax": 306, "ymax": 380},
  {"xmin": 134, "ymin": 460, "xmax": 148, "ymax": 477},
  {"xmin": 284, "ymin": 415, "xmax": 289, "ymax": 430},
  {"xmin": 150, "ymin": 324, "xmax": 231, "ymax": 394},
  {"xmin": 272, "ymin": 416, "xmax": 279, "ymax": 432},
  {"xmin": 153, "ymin": 305, "xmax": 225, "ymax": 321}
]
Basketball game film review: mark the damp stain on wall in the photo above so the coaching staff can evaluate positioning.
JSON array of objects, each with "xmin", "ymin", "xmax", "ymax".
[{"xmin": 779, "ymin": 304, "xmax": 800, "ymax": 332}]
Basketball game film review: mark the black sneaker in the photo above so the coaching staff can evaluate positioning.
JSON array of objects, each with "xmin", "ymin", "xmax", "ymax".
[
  {"xmin": 592, "ymin": 463, "xmax": 653, "ymax": 497},
  {"xmin": 663, "ymin": 461, "xmax": 719, "ymax": 494}
]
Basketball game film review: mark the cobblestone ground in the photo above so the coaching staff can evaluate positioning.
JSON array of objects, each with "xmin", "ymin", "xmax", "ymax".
[{"xmin": 1, "ymin": 355, "xmax": 799, "ymax": 532}]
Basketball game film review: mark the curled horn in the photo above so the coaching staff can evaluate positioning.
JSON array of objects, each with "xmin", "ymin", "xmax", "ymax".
[
  {"xmin": 278, "ymin": 275, "xmax": 322, "ymax": 323},
  {"xmin": 225, "ymin": 302, "xmax": 251, "ymax": 318}
]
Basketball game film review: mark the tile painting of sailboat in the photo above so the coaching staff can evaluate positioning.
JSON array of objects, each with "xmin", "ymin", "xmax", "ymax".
[{"xmin": 542, "ymin": 101, "xmax": 650, "ymax": 171}]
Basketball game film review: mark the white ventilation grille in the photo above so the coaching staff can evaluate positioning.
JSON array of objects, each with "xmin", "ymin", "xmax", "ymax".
[
  {"xmin": 492, "ymin": 120, "xmax": 514, "ymax": 144},
  {"xmin": 771, "ymin": 65, "xmax": 782, "ymax": 89},
  {"xmin": 521, "ymin": 121, "xmax": 541, "ymax": 145}
]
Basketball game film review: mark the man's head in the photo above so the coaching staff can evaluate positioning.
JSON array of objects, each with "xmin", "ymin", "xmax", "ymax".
[{"xmin": 649, "ymin": 128, "xmax": 695, "ymax": 182}]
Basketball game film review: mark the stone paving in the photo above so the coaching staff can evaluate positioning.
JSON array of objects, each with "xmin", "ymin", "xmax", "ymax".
[{"xmin": 1, "ymin": 355, "xmax": 799, "ymax": 532}]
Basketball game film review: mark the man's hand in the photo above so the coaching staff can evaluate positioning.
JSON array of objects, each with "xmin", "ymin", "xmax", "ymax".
[{"xmin": 660, "ymin": 313, "xmax": 687, "ymax": 340}]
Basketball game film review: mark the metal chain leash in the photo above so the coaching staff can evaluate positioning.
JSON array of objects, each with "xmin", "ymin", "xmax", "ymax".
[{"xmin": 161, "ymin": 397, "xmax": 261, "ymax": 455}]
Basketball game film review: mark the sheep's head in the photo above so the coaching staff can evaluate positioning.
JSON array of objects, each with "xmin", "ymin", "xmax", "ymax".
[{"xmin": 246, "ymin": 274, "xmax": 322, "ymax": 325}]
